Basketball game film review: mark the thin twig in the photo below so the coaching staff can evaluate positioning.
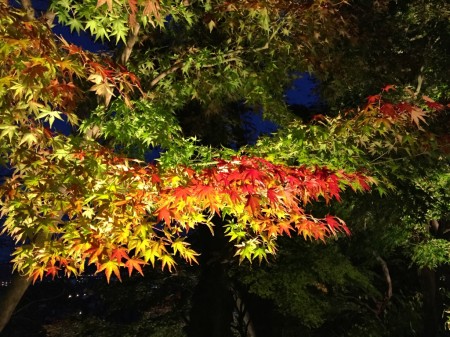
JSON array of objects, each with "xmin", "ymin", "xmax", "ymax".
[
  {"xmin": 374, "ymin": 252, "xmax": 392, "ymax": 315},
  {"xmin": 149, "ymin": 43, "xmax": 271, "ymax": 88}
]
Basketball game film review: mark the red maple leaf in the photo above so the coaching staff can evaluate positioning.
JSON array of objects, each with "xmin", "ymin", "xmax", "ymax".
[
  {"xmin": 380, "ymin": 103, "xmax": 396, "ymax": 117},
  {"xmin": 246, "ymin": 194, "xmax": 260, "ymax": 214},
  {"xmin": 243, "ymin": 168, "xmax": 266, "ymax": 183},
  {"xmin": 45, "ymin": 265, "xmax": 60, "ymax": 279},
  {"xmin": 267, "ymin": 188, "xmax": 279, "ymax": 204},
  {"xmin": 367, "ymin": 94, "xmax": 381, "ymax": 104},
  {"xmin": 226, "ymin": 189, "xmax": 242, "ymax": 204},
  {"xmin": 111, "ymin": 247, "xmax": 130, "ymax": 262},
  {"xmin": 173, "ymin": 186, "xmax": 191, "ymax": 201},
  {"xmin": 423, "ymin": 95, "xmax": 445, "ymax": 111},
  {"xmin": 382, "ymin": 84, "xmax": 396, "ymax": 92}
]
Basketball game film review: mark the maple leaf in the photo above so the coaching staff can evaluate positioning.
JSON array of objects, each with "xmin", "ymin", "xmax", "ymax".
[
  {"xmin": 128, "ymin": 0, "xmax": 138, "ymax": 26},
  {"xmin": 90, "ymin": 82, "xmax": 115, "ymax": 106},
  {"xmin": 31, "ymin": 268, "xmax": 45, "ymax": 284},
  {"xmin": 325, "ymin": 215, "xmax": 349, "ymax": 235},
  {"xmin": 278, "ymin": 221, "xmax": 293, "ymax": 237},
  {"xmin": 173, "ymin": 186, "xmax": 191, "ymax": 201},
  {"xmin": 193, "ymin": 184, "xmax": 215, "ymax": 200},
  {"xmin": 367, "ymin": 94, "xmax": 381, "ymax": 104},
  {"xmin": 267, "ymin": 222, "xmax": 280, "ymax": 237},
  {"xmin": 160, "ymin": 254, "xmax": 176, "ymax": 272},
  {"xmin": 23, "ymin": 63, "xmax": 49, "ymax": 78},
  {"xmin": 243, "ymin": 168, "xmax": 266, "ymax": 183},
  {"xmin": 97, "ymin": 260, "xmax": 122, "ymax": 283},
  {"xmin": 226, "ymin": 189, "xmax": 242, "ymax": 204},
  {"xmin": 45, "ymin": 265, "xmax": 60, "ymax": 279},
  {"xmin": 111, "ymin": 247, "xmax": 129, "ymax": 262},
  {"xmin": 182, "ymin": 247, "xmax": 200, "ymax": 265},
  {"xmin": 422, "ymin": 95, "xmax": 445, "ymax": 111},
  {"xmin": 246, "ymin": 194, "xmax": 261, "ymax": 215},
  {"xmin": 356, "ymin": 174, "xmax": 371, "ymax": 191},
  {"xmin": 410, "ymin": 106, "xmax": 428, "ymax": 128},
  {"xmin": 151, "ymin": 173, "xmax": 162, "ymax": 184},
  {"xmin": 381, "ymin": 84, "xmax": 396, "ymax": 92},
  {"xmin": 267, "ymin": 188, "xmax": 279, "ymax": 204},
  {"xmin": 380, "ymin": 103, "xmax": 396, "ymax": 117},
  {"xmin": 96, "ymin": 0, "xmax": 113, "ymax": 11},
  {"xmin": 157, "ymin": 206, "xmax": 172, "ymax": 225},
  {"xmin": 125, "ymin": 258, "xmax": 146, "ymax": 276},
  {"xmin": 85, "ymin": 245, "xmax": 105, "ymax": 265}
]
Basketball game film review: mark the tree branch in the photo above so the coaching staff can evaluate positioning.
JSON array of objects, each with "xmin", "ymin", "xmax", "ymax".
[
  {"xmin": 149, "ymin": 61, "xmax": 183, "ymax": 88},
  {"xmin": 119, "ymin": 22, "xmax": 141, "ymax": 65},
  {"xmin": 414, "ymin": 66, "xmax": 425, "ymax": 97},
  {"xmin": 0, "ymin": 232, "xmax": 48, "ymax": 333},
  {"xmin": 42, "ymin": 11, "xmax": 56, "ymax": 27},
  {"xmin": 374, "ymin": 252, "xmax": 392, "ymax": 315},
  {"xmin": 20, "ymin": 0, "xmax": 35, "ymax": 21},
  {"xmin": 149, "ymin": 43, "xmax": 270, "ymax": 88}
]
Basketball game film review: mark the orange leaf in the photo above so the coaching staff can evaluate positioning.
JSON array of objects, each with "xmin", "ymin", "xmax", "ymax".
[
  {"xmin": 111, "ymin": 247, "xmax": 130, "ymax": 262},
  {"xmin": 410, "ymin": 106, "xmax": 427, "ymax": 127},
  {"xmin": 96, "ymin": 0, "xmax": 113, "ymax": 11},
  {"xmin": 246, "ymin": 194, "xmax": 260, "ymax": 215},
  {"xmin": 45, "ymin": 264, "xmax": 60, "ymax": 279},
  {"xmin": 125, "ymin": 258, "xmax": 146, "ymax": 276},
  {"xmin": 157, "ymin": 206, "xmax": 172, "ymax": 225}
]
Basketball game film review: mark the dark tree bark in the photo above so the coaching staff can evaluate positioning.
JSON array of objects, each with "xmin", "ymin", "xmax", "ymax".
[
  {"xmin": 419, "ymin": 267, "xmax": 439, "ymax": 337},
  {"xmin": 0, "ymin": 232, "xmax": 47, "ymax": 333},
  {"xmin": 185, "ymin": 224, "xmax": 234, "ymax": 337},
  {"xmin": 186, "ymin": 262, "xmax": 234, "ymax": 337},
  {"xmin": 0, "ymin": 274, "xmax": 31, "ymax": 333}
]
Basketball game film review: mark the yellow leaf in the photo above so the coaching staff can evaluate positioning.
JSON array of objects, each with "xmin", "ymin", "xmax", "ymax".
[{"xmin": 97, "ymin": 260, "xmax": 122, "ymax": 283}]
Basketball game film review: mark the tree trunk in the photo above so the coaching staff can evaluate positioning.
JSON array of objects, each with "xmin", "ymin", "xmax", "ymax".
[
  {"xmin": 186, "ymin": 262, "xmax": 234, "ymax": 337},
  {"xmin": 0, "ymin": 273, "xmax": 31, "ymax": 333},
  {"xmin": 185, "ymin": 223, "xmax": 234, "ymax": 337},
  {"xmin": 0, "ymin": 232, "xmax": 47, "ymax": 333},
  {"xmin": 419, "ymin": 267, "xmax": 439, "ymax": 337}
]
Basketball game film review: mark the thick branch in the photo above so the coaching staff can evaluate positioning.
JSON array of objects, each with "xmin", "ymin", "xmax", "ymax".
[
  {"xmin": 119, "ymin": 23, "xmax": 141, "ymax": 65},
  {"xmin": 430, "ymin": 219, "xmax": 439, "ymax": 234},
  {"xmin": 0, "ymin": 232, "xmax": 48, "ymax": 333},
  {"xmin": 43, "ymin": 11, "xmax": 56, "ymax": 27},
  {"xmin": 0, "ymin": 273, "xmax": 32, "ymax": 333}
]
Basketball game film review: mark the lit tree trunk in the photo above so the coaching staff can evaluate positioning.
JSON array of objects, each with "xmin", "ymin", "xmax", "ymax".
[
  {"xmin": 0, "ymin": 273, "xmax": 31, "ymax": 332},
  {"xmin": 0, "ymin": 232, "xmax": 47, "ymax": 333}
]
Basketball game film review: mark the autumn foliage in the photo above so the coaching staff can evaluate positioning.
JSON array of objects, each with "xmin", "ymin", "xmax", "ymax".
[{"xmin": 0, "ymin": 2, "xmax": 447, "ymax": 285}]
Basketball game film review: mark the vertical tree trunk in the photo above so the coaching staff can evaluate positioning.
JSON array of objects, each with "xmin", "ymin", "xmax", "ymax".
[
  {"xmin": 186, "ymin": 262, "xmax": 234, "ymax": 337},
  {"xmin": 419, "ymin": 267, "xmax": 439, "ymax": 337},
  {"xmin": 0, "ymin": 232, "xmax": 47, "ymax": 333},
  {"xmin": 0, "ymin": 273, "xmax": 31, "ymax": 333},
  {"xmin": 185, "ymin": 223, "xmax": 234, "ymax": 337}
]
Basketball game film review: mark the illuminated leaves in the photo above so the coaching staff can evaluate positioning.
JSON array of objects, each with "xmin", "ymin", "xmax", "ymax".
[
  {"xmin": 1, "ymin": 4, "xmax": 447, "ymax": 285},
  {"xmin": 97, "ymin": 260, "xmax": 122, "ymax": 283},
  {"xmin": 1, "ymin": 137, "xmax": 374, "ymax": 282}
]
